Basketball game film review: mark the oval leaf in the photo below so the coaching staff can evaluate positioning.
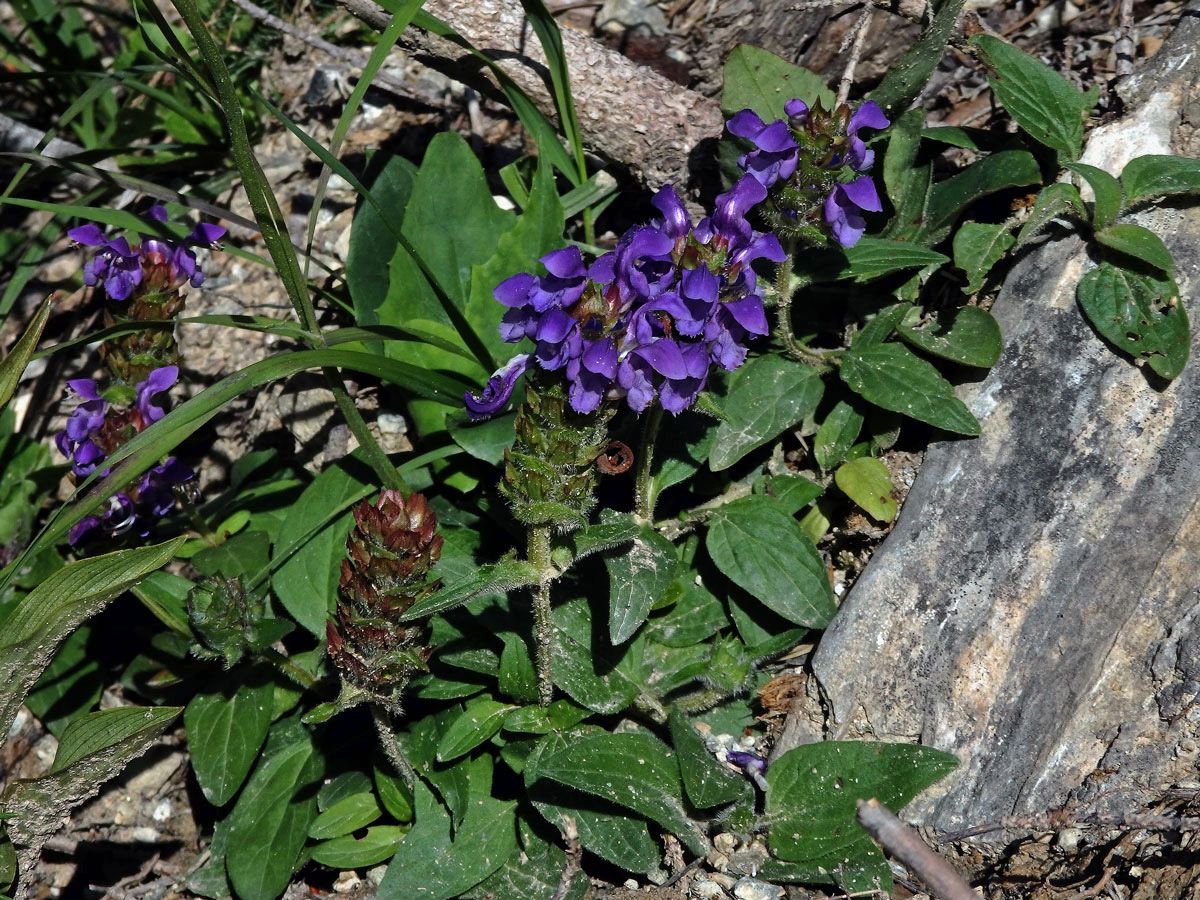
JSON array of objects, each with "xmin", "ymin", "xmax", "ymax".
[
  {"xmin": 308, "ymin": 792, "xmax": 382, "ymax": 840},
  {"xmin": 834, "ymin": 457, "xmax": 898, "ymax": 523},
  {"xmin": 896, "ymin": 305, "xmax": 1003, "ymax": 367},
  {"xmin": 1121, "ymin": 154, "xmax": 1200, "ymax": 204},
  {"xmin": 814, "ymin": 401, "xmax": 864, "ymax": 470},
  {"xmin": 606, "ymin": 528, "xmax": 679, "ymax": 645},
  {"xmin": 184, "ymin": 675, "xmax": 275, "ymax": 806},
  {"xmin": 436, "ymin": 699, "xmax": 519, "ymax": 762},
  {"xmin": 839, "ymin": 343, "xmax": 981, "ymax": 434},
  {"xmin": 706, "ymin": 495, "xmax": 836, "ymax": 629},
  {"xmin": 709, "ymin": 355, "xmax": 824, "ymax": 471},
  {"xmin": 1076, "ymin": 262, "xmax": 1189, "ymax": 379},
  {"xmin": 1095, "ymin": 222, "xmax": 1174, "ymax": 273}
]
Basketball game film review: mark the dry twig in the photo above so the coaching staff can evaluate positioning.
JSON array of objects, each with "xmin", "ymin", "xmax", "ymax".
[{"xmin": 857, "ymin": 798, "xmax": 980, "ymax": 900}]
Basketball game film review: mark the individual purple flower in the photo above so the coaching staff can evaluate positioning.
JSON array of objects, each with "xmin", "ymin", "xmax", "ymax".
[
  {"xmin": 784, "ymin": 98, "xmax": 809, "ymax": 123},
  {"xmin": 68, "ymin": 493, "xmax": 137, "ymax": 545},
  {"xmin": 700, "ymin": 176, "xmax": 768, "ymax": 248},
  {"xmin": 69, "ymin": 227, "xmax": 143, "ymax": 301},
  {"xmin": 613, "ymin": 226, "xmax": 675, "ymax": 304},
  {"xmin": 824, "ymin": 177, "xmax": 883, "ymax": 247},
  {"xmin": 727, "ymin": 110, "xmax": 800, "ymax": 188},
  {"xmin": 566, "ymin": 338, "xmax": 618, "ymax": 414},
  {"xmin": 528, "ymin": 247, "xmax": 588, "ymax": 312},
  {"xmin": 57, "ymin": 379, "xmax": 109, "ymax": 477},
  {"xmin": 135, "ymin": 366, "xmax": 178, "ymax": 426},
  {"xmin": 846, "ymin": 101, "xmax": 890, "ymax": 171},
  {"xmin": 652, "ymin": 185, "xmax": 691, "ymax": 240},
  {"xmin": 465, "ymin": 353, "xmax": 531, "ymax": 420},
  {"xmin": 137, "ymin": 457, "xmax": 194, "ymax": 517},
  {"xmin": 142, "ymin": 205, "xmax": 226, "ymax": 289},
  {"xmin": 620, "ymin": 340, "xmax": 710, "ymax": 415},
  {"xmin": 706, "ymin": 294, "xmax": 769, "ymax": 371},
  {"xmin": 533, "ymin": 307, "xmax": 581, "ymax": 371},
  {"xmin": 726, "ymin": 750, "xmax": 767, "ymax": 775}
]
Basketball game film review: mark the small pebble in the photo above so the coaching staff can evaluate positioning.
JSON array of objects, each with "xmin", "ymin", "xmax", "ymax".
[{"xmin": 732, "ymin": 877, "xmax": 784, "ymax": 900}]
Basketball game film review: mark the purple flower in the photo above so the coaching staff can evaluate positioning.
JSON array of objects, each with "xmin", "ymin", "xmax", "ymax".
[
  {"xmin": 727, "ymin": 110, "xmax": 800, "ymax": 188},
  {"xmin": 613, "ymin": 226, "xmax": 676, "ymax": 304},
  {"xmin": 847, "ymin": 101, "xmax": 890, "ymax": 171},
  {"xmin": 652, "ymin": 186, "xmax": 691, "ymax": 240},
  {"xmin": 143, "ymin": 206, "xmax": 226, "ymax": 289},
  {"xmin": 726, "ymin": 750, "xmax": 767, "ymax": 775},
  {"xmin": 137, "ymin": 457, "xmax": 194, "ymax": 517},
  {"xmin": 619, "ymin": 339, "xmax": 710, "ymax": 415},
  {"xmin": 69, "ymin": 228, "xmax": 143, "ymax": 301},
  {"xmin": 528, "ymin": 247, "xmax": 588, "ymax": 312},
  {"xmin": 136, "ymin": 366, "xmax": 178, "ymax": 426},
  {"xmin": 68, "ymin": 493, "xmax": 136, "ymax": 545},
  {"xmin": 824, "ymin": 177, "xmax": 883, "ymax": 247},
  {"xmin": 784, "ymin": 98, "xmax": 809, "ymax": 123},
  {"xmin": 566, "ymin": 338, "xmax": 618, "ymax": 414},
  {"xmin": 57, "ymin": 379, "xmax": 109, "ymax": 477},
  {"xmin": 705, "ymin": 294, "xmax": 769, "ymax": 370},
  {"xmin": 465, "ymin": 353, "xmax": 531, "ymax": 420},
  {"xmin": 700, "ymin": 176, "xmax": 767, "ymax": 248}
]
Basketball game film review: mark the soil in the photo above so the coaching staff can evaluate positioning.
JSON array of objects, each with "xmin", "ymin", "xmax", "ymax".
[{"xmin": 0, "ymin": 0, "xmax": 1194, "ymax": 897}]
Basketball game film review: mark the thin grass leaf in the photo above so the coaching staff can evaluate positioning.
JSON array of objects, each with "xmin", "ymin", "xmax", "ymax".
[
  {"xmin": 0, "ymin": 291, "xmax": 55, "ymax": 413},
  {"xmin": 516, "ymin": 0, "xmax": 587, "ymax": 181}
]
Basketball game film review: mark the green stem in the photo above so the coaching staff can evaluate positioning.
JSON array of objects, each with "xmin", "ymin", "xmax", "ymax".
[
  {"xmin": 324, "ymin": 369, "xmax": 410, "ymax": 493},
  {"xmin": 633, "ymin": 403, "xmax": 664, "ymax": 525},
  {"xmin": 371, "ymin": 702, "xmax": 415, "ymax": 788},
  {"xmin": 528, "ymin": 526, "xmax": 555, "ymax": 706},
  {"xmin": 773, "ymin": 242, "xmax": 831, "ymax": 366}
]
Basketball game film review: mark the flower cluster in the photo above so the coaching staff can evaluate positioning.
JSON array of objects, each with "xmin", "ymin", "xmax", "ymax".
[
  {"xmin": 56, "ymin": 365, "xmax": 194, "ymax": 545},
  {"xmin": 728, "ymin": 98, "xmax": 890, "ymax": 247},
  {"xmin": 326, "ymin": 490, "xmax": 441, "ymax": 712},
  {"xmin": 466, "ymin": 175, "xmax": 782, "ymax": 419},
  {"xmin": 69, "ymin": 205, "xmax": 225, "ymax": 301}
]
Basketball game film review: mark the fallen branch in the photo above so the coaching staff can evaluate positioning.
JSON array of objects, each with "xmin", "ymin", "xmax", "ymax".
[{"xmin": 857, "ymin": 798, "xmax": 980, "ymax": 900}]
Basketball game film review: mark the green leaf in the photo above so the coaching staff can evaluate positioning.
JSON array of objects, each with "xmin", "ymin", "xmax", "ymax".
[
  {"xmin": 551, "ymin": 598, "xmax": 640, "ymax": 714},
  {"xmin": 606, "ymin": 528, "xmax": 679, "ymax": 644},
  {"xmin": 378, "ymin": 777, "xmax": 516, "ymax": 900},
  {"xmin": 766, "ymin": 741, "xmax": 958, "ymax": 889},
  {"xmin": 318, "ymin": 771, "xmax": 374, "ymax": 810},
  {"xmin": 834, "ymin": 457, "xmax": 898, "ymax": 522},
  {"xmin": 464, "ymin": 825, "xmax": 589, "ymax": 900},
  {"xmin": 1064, "ymin": 162, "xmax": 1123, "ymax": 229},
  {"xmin": 970, "ymin": 33, "xmax": 1096, "ymax": 160},
  {"xmin": 1096, "ymin": 222, "xmax": 1175, "ymax": 273},
  {"xmin": 839, "ymin": 238, "xmax": 949, "ymax": 282},
  {"xmin": 1076, "ymin": 262, "xmax": 1189, "ymax": 379},
  {"xmin": 375, "ymin": 761, "xmax": 414, "ymax": 822},
  {"xmin": 25, "ymin": 624, "xmax": 102, "ymax": 737},
  {"xmin": 0, "ymin": 291, "xmax": 53, "ymax": 414},
  {"xmin": 436, "ymin": 699, "xmax": 520, "ymax": 762},
  {"xmin": 952, "ymin": 222, "xmax": 1016, "ymax": 293},
  {"xmin": 503, "ymin": 700, "xmax": 590, "ymax": 735},
  {"xmin": 49, "ymin": 705, "xmax": 180, "ymax": 775},
  {"xmin": 760, "ymin": 474, "xmax": 825, "ymax": 515},
  {"xmin": 272, "ymin": 457, "xmax": 374, "ymax": 635},
  {"xmin": 1016, "ymin": 182, "xmax": 1087, "ymax": 245},
  {"xmin": 184, "ymin": 673, "xmax": 275, "ymax": 806},
  {"xmin": 401, "ymin": 560, "xmax": 540, "ymax": 620},
  {"xmin": 896, "ymin": 305, "xmax": 1003, "ymax": 367},
  {"xmin": 537, "ymin": 732, "xmax": 706, "ymax": 855},
  {"xmin": 814, "ymin": 401, "xmax": 864, "ymax": 470},
  {"xmin": 720, "ymin": 45, "xmax": 834, "ymax": 120},
  {"xmin": 567, "ymin": 515, "xmax": 640, "ymax": 563},
  {"xmin": 840, "ymin": 343, "xmax": 981, "ymax": 434},
  {"xmin": 308, "ymin": 792, "xmax": 383, "ymax": 839},
  {"xmin": 2, "ymin": 705, "xmax": 180, "ymax": 874},
  {"xmin": 225, "ymin": 720, "xmax": 324, "ymax": 900},
  {"xmin": 668, "ymin": 708, "xmax": 752, "ymax": 809},
  {"xmin": 870, "ymin": 0, "xmax": 967, "ymax": 116},
  {"xmin": 706, "ymin": 495, "xmax": 836, "ymax": 628},
  {"xmin": 448, "ymin": 409, "xmax": 518, "ymax": 464},
  {"xmin": 926, "ymin": 150, "xmax": 1042, "ymax": 232},
  {"xmin": 0, "ymin": 537, "xmax": 184, "ymax": 740},
  {"xmin": 499, "ymin": 633, "xmax": 539, "ymax": 704},
  {"xmin": 525, "ymin": 730, "xmax": 661, "ymax": 874},
  {"xmin": 1121, "ymin": 154, "xmax": 1200, "ymax": 204},
  {"xmin": 310, "ymin": 826, "xmax": 405, "ymax": 868},
  {"xmin": 709, "ymin": 355, "xmax": 824, "ymax": 471},
  {"xmin": 882, "ymin": 109, "xmax": 933, "ymax": 243}
]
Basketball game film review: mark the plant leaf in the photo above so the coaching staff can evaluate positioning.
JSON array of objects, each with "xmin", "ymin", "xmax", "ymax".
[
  {"xmin": 1064, "ymin": 162, "xmax": 1122, "ymax": 229},
  {"xmin": 896, "ymin": 305, "xmax": 1003, "ymax": 367},
  {"xmin": 814, "ymin": 401, "xmax": 864, "ymax": 470},
  {"xmin": 870, "ymin": 0, "xmax": 967, "ymax": 116},
  {"xmin": 308, "ymin": 792, "xmax": 383, "ymax": 840},
  {"xmin": 1121, "ymin": 154, "xmax": 1200, "ymax": 204},
  {"xmin": 437, "ymin": 699, "xmax": 520, "ymax": 762},
  {"xmin": 1016, "ymin": 182, "xmax": 1087, "ymax": 245},
  {"xmin": 401, "ymin": 561, "xmax": 541, "ymax": 620},
  {"xmin": 709, "ymin": 355, "xmax": 823, "ymax": 471},
  {"xmin": 970, "ymin": 34, "xmax": 1096, "ymax": 160},
  {"xmin": 720, "ymin": 45, "xmax": 834, "ymax": 120},
  {"xmin": 0, "ymin": 537, "xmax": 184, "ymax": 740},
  {"xmin": 1095, "ymin": 222, "xmax": 1175, "ymax": 273},
  {"xmin": 668, "ymin": 707, "xmax": 752, "ymax": 809},
  {"xmin": 834, "ymin": 457, "xmax": 898, "ymax": 522},
  {"xmin": 606, "ymin": 528, "xmax": 679, "ymax": 644},
  {"xmin": 310, "ymin": 825, "xmax": 405, "ymax": 868},
  {"xmin": 184, "ymin": 672, "xmax": 275, "ymax": 806},
  {"xmin": 1076, "ymin": 262, "xmax": 1189, "ymax": 379},
  {"xmin": 537, "ymin": 732, "xmax": 707, "ymax": 855},
  {"xmin": 839, "ymin": 238, "xmax": 949, "ymax": 282},
  {"xmin": 0, "ymin": 291, "xmax": 54, "ymax": 414},
  {"xmin": 840, "ymin": 343, "xmax": 981, "ymax": 434},
  {"xmin": 706, "ymin": 495, "xmax": 836, "ymax": 628},
  {"xmin": 951, "ymin": 222, "xmax": 1016, "ymax": 294}
]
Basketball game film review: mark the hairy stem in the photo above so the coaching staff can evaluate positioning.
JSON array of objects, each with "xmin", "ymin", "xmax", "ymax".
[
  {"xmin": 371, "ymin": 702, "xmax": 415, "ymax": 787},
  {"xmin": 529, "ymin": 526, "xmax": 556, "ymax": 706},
  {"xmin": 634, "ymin": 402, "xmax": 664, "ymax": 524}
]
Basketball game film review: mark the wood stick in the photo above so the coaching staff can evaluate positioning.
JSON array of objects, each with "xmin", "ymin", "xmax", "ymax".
[{"xmin": 856, "ymin": 798, "xmax": 980, "ymax": 900}]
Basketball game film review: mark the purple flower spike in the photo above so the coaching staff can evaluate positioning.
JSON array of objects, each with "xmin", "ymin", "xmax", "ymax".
[
  {"xmin": 847, "ymin": 101, "xmax": 890, "ymax": 171},
  {"xmin": 136, "ymin": 366, "xmax": 179, "ymax": 425},
  {"xmin": 567, "ymin": 338, "xmax": 618, "ymax": 414},
  {"xmin": 465, "ymin": 353, "xmax": 531, "ymax": 420},
  {"xmin": 652, "ymin": 185, "xmax": 691, "ymax": 240},
  {"xmin": 824, "ymin": 177, "xmax": 882, "ymax": 247},
  {"xmin": 727, "ymin": 110, "xmax": 800, "ymax": 188}
]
